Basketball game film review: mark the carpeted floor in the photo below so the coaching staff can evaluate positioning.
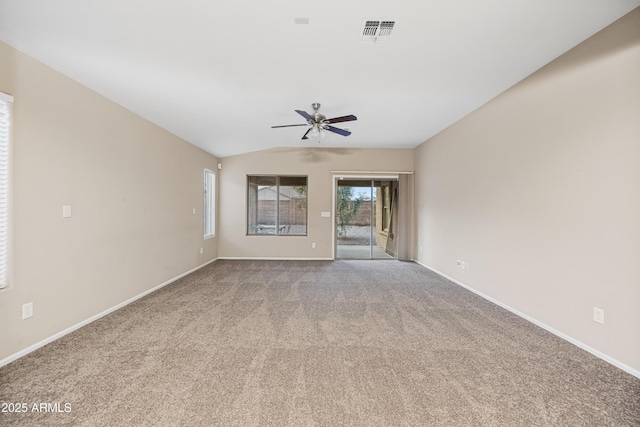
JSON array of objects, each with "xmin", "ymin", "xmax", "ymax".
[{"xmin": 1, "ymin": 260, "xmax": 639, "ymax": 426}]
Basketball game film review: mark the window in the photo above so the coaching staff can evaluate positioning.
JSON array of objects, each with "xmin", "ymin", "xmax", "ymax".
[
  {"xmin": 0, "ymin": 92, "xmax": 13, "ymax": 289},
  {"xmin": 203, "ymin": 169, "xmax": 215, "ymax": 238},
  {"xmin": 247, "ymin": 175, "xmax": 307, "ymax": 235}
]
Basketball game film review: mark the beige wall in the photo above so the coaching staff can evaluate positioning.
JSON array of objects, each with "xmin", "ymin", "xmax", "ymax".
[
  {"xmin": 218, "ymin": 147, "xmax": 413, "ymax": 259},
  {"xmin": 0, "ymin": 42, "xmax": 218, "ymax": 363},
  {"xmin": 414, "ymin": 9, "xmax": 640, "ymax": 373}
]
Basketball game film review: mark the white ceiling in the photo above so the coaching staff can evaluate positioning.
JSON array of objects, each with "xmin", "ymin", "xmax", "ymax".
[{"xmin": 1, "ymin": 1, "xmax": 638, "ymax": 158}]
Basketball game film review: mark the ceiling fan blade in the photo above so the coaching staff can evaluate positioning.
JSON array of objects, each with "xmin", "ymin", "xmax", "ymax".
[
  {"xmin": 324, "ymin": 125, "xmax": 351, "ymax": 137},
  {"xmin": 301, "ymin": 128, "xmax": 311, "ymax": 140},
  {"xmin": 325, "ymin": 114, "xmax": 357, "ymax": 124},
  {"xmin": 295, "ymin": 109, "xmax": 312, "ymax": 122},
  {"xmin": 271, "ymin": 124, "xmax": 309, "ymax": 128}
]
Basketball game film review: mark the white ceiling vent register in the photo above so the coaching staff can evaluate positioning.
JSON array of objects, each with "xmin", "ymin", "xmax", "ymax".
[{"xmin": 361, "ymin": 19, "xmax": 396, "ymax": 42}]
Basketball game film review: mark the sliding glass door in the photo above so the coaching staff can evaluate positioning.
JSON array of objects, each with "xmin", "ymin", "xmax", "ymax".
[{"xmin": 335, "ymin": 179, "xmax": 398, "ymax": 259}]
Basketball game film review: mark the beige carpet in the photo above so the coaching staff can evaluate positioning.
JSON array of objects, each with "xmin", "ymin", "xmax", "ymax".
[{"xmin": 1, "ymin": 260, "xmax": 639, "ymax": 426}]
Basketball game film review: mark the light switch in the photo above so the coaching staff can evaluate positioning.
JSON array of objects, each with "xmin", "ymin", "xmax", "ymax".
[
  {"xmin": 22, "ymin": 302, "xmax": 33, "ymax": 319},
  {"xmin": 62, "ymin": 205, "xmax": 72, "ymax": 218}
]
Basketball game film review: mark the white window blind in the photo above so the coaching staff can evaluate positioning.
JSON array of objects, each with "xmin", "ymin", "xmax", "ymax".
[
  {"xmin": 0, "ymin": 92, "xmax": 13, "ymax": 289},
  {"xmin": 203, "ymin": 169, "xmax": 215, "ymax": 238}
]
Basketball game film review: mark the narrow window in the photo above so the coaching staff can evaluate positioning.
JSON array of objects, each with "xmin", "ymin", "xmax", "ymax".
[
  {"xmin": 247, "ymin": 175, "xmax": 307, "ymax": 235},
  {"xmin": 0, "ymin": 92, "xmax": 13, "ymax": 289},
  {"xmin": 203, "ymin": 169, "xmax": 215, "ymax": 238}
]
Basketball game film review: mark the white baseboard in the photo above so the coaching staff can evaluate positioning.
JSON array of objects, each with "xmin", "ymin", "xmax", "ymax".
[
  {"xmin": 0, "ymin": 258, "xmax": 218, "ymax": 369},
  {"xmin": 218, "ymin": 257, "xmax": 333, "ymax": 261},
  {"xmin": 413, "ymin": 260, "xmax": 640, "ymax": 380}
]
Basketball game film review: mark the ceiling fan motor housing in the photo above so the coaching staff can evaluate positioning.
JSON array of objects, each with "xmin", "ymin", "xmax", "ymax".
[
  {"xmin": 312, "ymin": 113, "xmax": 326, "ymax": 124},
  {"xmin": 310, "ymin": 103, "xmax": 325, "ymax": 124}
]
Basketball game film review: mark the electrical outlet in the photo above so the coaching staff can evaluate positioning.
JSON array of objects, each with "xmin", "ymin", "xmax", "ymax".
[
  {"xmin": 311, "ymin": 242, "xmax": 316, "ymax": 249},
  {"xmin": 22, "ymin": 302, "xmax": 33, "ymax": 320},
  {"xmin": 199, "ymin": 248, "xmax": 203, "ymax": 255},
  {"xmin": 457, "ymin": 260, "xmax": 469, "ymax": 270},
  {"xmin": 593, "ymin": 307, "xmax": 605, "ymax": 324}
]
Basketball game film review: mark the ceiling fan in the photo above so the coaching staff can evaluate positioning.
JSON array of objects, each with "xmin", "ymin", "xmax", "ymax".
[{"xmin": 271, "ymin": 103, "xmax": 357, "ymax": 140}]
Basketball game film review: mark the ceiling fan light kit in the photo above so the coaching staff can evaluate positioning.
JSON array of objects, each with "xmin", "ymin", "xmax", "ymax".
[{"xmin": 271, "ymin": 103, "xmax": 357, "ymax": 141}]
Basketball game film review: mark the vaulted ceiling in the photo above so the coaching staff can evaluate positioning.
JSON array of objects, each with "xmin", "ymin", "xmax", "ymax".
[{"xmin": 1, "ymin": 1, "xmax": 638, "ymax": 157}]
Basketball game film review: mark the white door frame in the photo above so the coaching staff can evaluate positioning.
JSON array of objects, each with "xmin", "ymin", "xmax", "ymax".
[{"xmin": 331, "ymin": 173, "xmax": 399, "ymax": 260}]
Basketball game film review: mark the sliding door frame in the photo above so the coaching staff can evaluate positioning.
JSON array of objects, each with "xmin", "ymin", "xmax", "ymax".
[{"xmin": 331, "ymin": 173, "xmax": 399, "ymax": 260}]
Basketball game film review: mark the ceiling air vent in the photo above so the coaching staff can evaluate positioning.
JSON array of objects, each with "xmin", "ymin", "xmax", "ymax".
[{"xmin": 361, "ymin": 19, "xmax": 396, "ymax": 42}]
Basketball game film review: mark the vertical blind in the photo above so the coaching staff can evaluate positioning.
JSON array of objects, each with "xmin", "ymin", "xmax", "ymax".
[
  {"xmin": 396, "ymin": 173, "xmax": 413, "ymax": 262},
  {"xmin": 0, "ymin": 92, "xmax": 13, "ymax": 288}
]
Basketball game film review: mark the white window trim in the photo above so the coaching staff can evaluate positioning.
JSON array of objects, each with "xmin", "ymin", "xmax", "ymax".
[{"xmin": 0, "ymin": 92, "xmax": 13, "ymax": 289}]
